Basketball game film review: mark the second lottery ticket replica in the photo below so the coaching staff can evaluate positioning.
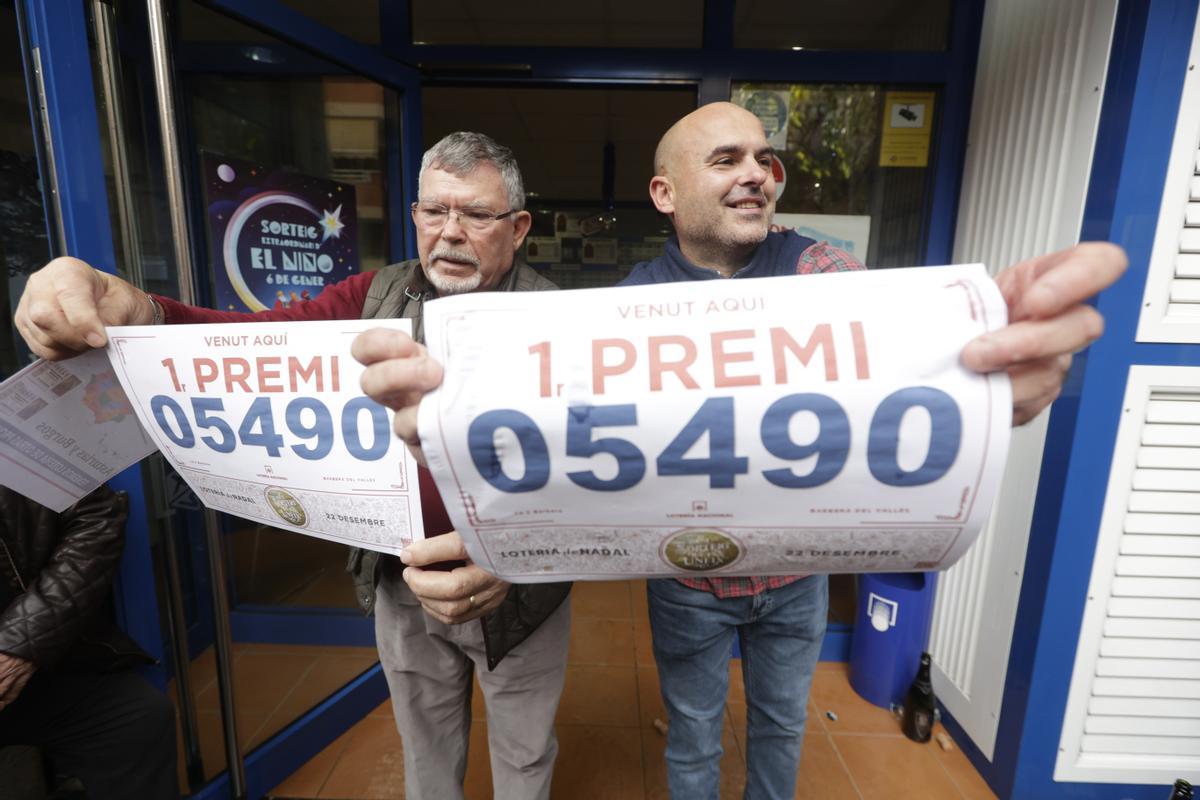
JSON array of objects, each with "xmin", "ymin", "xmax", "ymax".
[
  {"xmin": 0, "ymin": 349, "xmax": 155, "ymax": 512},
  {"xmin": 420, "ymin": 265, "xmax": 1012, "ymax": 580},
  {"xmin": 105, "ymin": 320, "xmax": 424, "ymax": 554}
]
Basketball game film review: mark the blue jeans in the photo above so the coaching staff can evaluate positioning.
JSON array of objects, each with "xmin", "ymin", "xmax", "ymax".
[{"xmin": 647, "ymin": 575, "xmax": 828, "ymax": 800}]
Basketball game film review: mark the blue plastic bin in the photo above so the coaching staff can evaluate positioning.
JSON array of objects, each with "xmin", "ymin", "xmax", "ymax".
[{"xmin": 848, "ymin": 572, "xmax": 937, "ymax": 709}]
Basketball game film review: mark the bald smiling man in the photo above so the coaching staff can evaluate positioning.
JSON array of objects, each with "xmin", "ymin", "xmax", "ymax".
[
  {"xmin": 617, "ymin": 101, "xmax": 1124, "ymax": 799},
  {"xmin": 621, "ymin": 101, "xmax": 867, "ymax": 799}
]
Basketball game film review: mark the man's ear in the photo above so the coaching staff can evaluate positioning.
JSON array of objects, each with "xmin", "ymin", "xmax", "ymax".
[
  {"xmin": 511, "ymin": 210, "xmax": 533, "ymax": 251},
  {"xmin": 649, "ymin": 175, "xmax": 675, "ymax": 215}
]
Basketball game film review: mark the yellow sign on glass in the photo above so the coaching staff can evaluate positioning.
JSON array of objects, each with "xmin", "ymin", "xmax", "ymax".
[{"xmin": 879, "ymin": 91, "xmax": 935, "ymax": 168}]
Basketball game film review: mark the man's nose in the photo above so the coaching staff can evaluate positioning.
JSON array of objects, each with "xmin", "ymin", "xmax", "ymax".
[
  {"xmin": 440, "ymin": 212, "xmax": 468, "ymax": 241},
  {"xmin": 739, "ymin": 159, "xmax": 769, "ymax": 187}
]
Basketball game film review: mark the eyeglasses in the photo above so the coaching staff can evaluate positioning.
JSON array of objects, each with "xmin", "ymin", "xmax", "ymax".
[{"xmin": 411, "ymin": 202, "xmax": 517, "ymax": 232}]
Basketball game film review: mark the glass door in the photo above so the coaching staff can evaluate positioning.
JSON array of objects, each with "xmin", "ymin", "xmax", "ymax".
[{"xmin": 75, "ymin": 1, "xmax": 422, "ymax": 795}]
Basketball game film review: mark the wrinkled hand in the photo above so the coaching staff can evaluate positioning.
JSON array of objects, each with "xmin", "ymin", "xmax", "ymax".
[
  {"xmin": 352, "ymin": 327, "xmax": 444, "ymax": 466},
  {"xmin": 0, "ymin": 653, "xmax": 36, "ymax": 710},
  {"xmin": 961, "ymin": 242, "xmax": 1127, "ymax": 426},
  {"xmin": 400, "ymin": 531, "xmax": 509, "ymax": 625},
  {"xmin": 14, "ymin": 257, "xmax": 154, "ymax": 360}
]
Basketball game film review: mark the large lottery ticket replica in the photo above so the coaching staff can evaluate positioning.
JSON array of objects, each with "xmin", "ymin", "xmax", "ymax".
[
  {"xmin": 420, "ymin": 265, "xmax": 1011, "ymax": 581},
  {"xmin": 105, "ymin": 320, "xmax": 424, "ymax": 554}
]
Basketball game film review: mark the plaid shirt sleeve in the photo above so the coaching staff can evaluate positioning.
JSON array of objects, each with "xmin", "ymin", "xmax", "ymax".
[
  {"xmin": 676, "ymin": 242, "xmax": 864, "ymax": 600},
  {"xmin": 796, "ymin": 241, "xmax": 866, "ymax": 275}
]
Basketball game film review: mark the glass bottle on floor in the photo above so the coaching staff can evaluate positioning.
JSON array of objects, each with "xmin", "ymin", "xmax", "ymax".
[{"xmin": 901, "ymin": 651, "xmax": 936, "ymax": 743}]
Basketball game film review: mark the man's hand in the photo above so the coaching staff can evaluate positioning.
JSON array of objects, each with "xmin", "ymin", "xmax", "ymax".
[
  {"xmin": 0, "ymin": 653, "xmax": 36, "ymax": 710},
  {"xmin": 961, "ymin": 242, "xmax": 1127, "ymax": 426},
  {"xmin": 14, "ymin": 257, "xmax": 155, "ymax": 360},
  {"xmin": 352, "ymin": 327, "xmax": 444, "ymax": 466},
  {"xmin": 400, "ymin": 531, "xmax": 509, "ymax": 625}
]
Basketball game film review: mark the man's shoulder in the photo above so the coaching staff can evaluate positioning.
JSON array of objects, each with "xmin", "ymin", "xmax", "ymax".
[
  {"xmin": 766, "ymin": 227, "xmax": 865, "ymax": 272},
  {"xmin": 370, "ymin": 260, "xmax": 422, "ymax": 290},
  {"xmin": 355, "ymin": 261, "xmax": 420, "ymax": 321},
  {"xmin": 364, "ymin": 260, "xmax": 422, "ymax": 300},
  {"xmin": 511, "ymin": 260, "xmax": 559, "ymax": 292},
  {"xmin": 620, "ymin": 249, "xmax": 679, "ymax": 285},
  {"xmin": 620, "ymin": 261, "xmax": 660, "ymax": 286}
]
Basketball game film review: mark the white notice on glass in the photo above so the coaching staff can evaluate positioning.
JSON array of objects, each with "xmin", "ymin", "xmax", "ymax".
[
  {"xmin": 420, "ymin": 265, "xmax": 1011, "ymax": 581},
  {"xmin": 105, "ymin": 320, "xmax": 423, "ymax": 554},
  {"xmin": 0, "ymin": 349, "xmax": 155, "ymax": 512}
]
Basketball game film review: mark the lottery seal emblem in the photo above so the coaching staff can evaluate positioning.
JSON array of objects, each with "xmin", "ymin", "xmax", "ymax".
[
  {"xmin": 661, "ymin": 529, "xmax": 744, "ymax": 572},
  {"xmin": 265, "ymin": 487, "xmax": 308, "ymax": 527}
]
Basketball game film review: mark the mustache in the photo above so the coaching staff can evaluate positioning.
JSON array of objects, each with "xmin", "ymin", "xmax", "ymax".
[{"xmin": 430, "ymin": 248, "xmax": 480, "ymax": 268}]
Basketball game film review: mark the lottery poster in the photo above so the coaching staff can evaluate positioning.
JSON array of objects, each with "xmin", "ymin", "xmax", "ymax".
[{"xmin": 201, "ymin": 153, "xmax": 360, "ymax": 313}]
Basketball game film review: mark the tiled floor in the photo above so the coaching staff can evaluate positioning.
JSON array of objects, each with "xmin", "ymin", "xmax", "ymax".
[{"xmin": 268, "ymin": 580, "xmax": 996, "ymax": 799}]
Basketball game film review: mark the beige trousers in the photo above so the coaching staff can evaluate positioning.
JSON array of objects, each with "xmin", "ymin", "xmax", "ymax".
[{"xmin": 374, "ymin": 573, "xmax": 570, "ymax": 800}]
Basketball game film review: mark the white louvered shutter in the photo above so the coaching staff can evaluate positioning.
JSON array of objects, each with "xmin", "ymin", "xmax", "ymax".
[
  {"xmin": 1138, "ymin": 15, "xmax": 1200, "ymax": 340},
  {"xmin": 1056, "ymin": 368, "xmax": 1200, "ymax": 784},
  {"xmin": 1167, "ymin": 162, "xmax": 1200, "ymax": 312}
]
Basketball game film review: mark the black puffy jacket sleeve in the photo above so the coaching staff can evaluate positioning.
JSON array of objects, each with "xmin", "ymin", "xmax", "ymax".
[{"xmin": 0, "ymin": 487, "xmax": 129, "ymax": 668}]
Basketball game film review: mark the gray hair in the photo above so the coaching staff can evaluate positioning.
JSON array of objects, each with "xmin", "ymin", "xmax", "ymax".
[{"xmin": 419, "ymin": 131, "xmax": 526, "ymax": 211}]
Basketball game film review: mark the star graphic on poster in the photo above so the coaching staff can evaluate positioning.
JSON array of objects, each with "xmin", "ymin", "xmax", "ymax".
[{"xmin": 319, "ymin": 204, "xmax": 345, "ymax": 241}]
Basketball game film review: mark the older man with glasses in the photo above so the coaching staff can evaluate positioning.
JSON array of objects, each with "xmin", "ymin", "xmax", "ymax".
[{"xmin": 14, "ymin": 131, "xmax": 572, "ymax": 800}]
